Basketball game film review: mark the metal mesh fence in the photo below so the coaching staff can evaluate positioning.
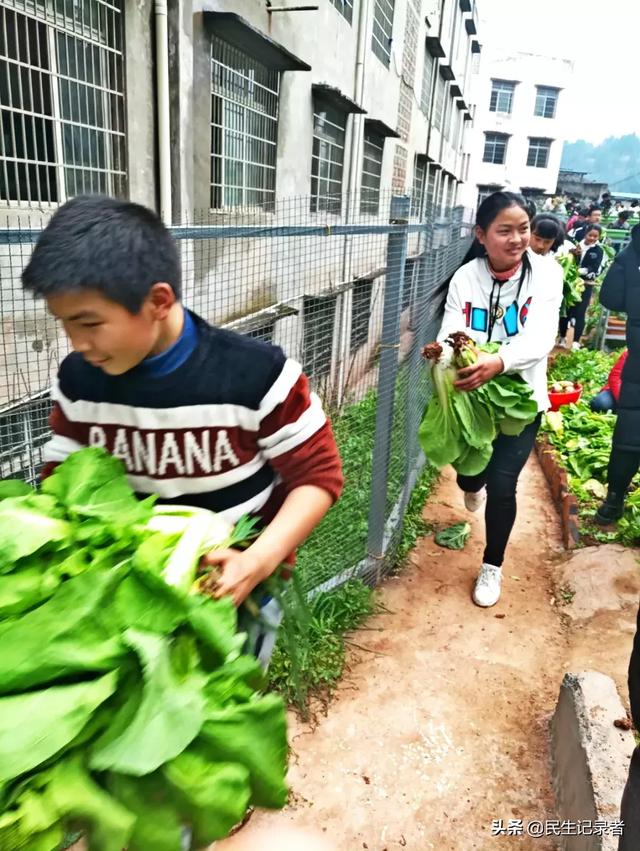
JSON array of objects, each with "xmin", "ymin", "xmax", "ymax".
[{"xmin": 0, "ymin": 191, "xmax": 472, "ymax": 593}]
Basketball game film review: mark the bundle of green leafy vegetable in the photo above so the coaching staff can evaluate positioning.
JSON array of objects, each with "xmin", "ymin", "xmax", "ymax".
[
  {"xmin": 557, "ymin": 254, "xmax": 584, "ymax": 318},
  {"xmin": 0, "ymin": 447, "xmax": 288, "ymax": 851},
  {"xmin": 418, "ymin": 332, "xmax": 538, "ymax": 476}
]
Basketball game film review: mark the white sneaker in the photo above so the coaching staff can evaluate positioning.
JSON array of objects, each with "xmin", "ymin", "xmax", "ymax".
[
  {"xmin": 472, "ymin": 563, "xmax": 502, "ymax": 607},
  {"xmin": 558, "ymin": 337, "xmax": 568, "ymax": 348},
  {"xmin": 571, "ymin": 341, "xmax": 582, "ymax": 351},
  {"xmin": 464, "ymin": 488, "xmax": 486, "ymax": 512}
]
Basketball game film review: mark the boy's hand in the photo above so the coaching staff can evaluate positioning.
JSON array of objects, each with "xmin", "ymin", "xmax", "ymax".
[{"xmin": 201, "ymin": 548, "xmax": 269, "ymax": 607}]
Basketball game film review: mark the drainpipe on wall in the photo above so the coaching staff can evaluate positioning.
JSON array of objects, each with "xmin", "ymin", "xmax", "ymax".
[
  {"xmin": 335, "ymin": 0, "xmax": 370, "ymax": 409},
  {"xmin": 419, "ymin": 0, "xmax": 447, "ymax": 227},
  {"xmin": 155, "ymin": 0, "xmax": 172, "ymax": 225},
  {"xmin": 346, "ymin": 0, "xmax": 370, "ymax": 209}
]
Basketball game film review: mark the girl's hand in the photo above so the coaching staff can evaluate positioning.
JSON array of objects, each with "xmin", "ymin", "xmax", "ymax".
[{"xmin": 454, "ymin": 353, "xmax": 504, "ymax": 391}]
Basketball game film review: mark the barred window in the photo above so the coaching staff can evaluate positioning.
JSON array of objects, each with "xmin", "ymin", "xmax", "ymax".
[
  {"xmin": 489, "ymin": 79, "xmax": 515, "ymax": 114},
  {"xmin": 0, "ymin": 0, "xmax": 126, "ymax": 206},
  {"xmin": 310, "ymin": 98, "xmax": 346, "ymax": 214},
  {"xmin": 210, "ymin": 35, "xmax": 279, "ymax": 209},
  {"xmin": 433, "ymin": 73, "xmax": 446, "ymax": 130},
  {"xmin": 402, "ymin": 257, "xmax": 415, "ymax": 311},
  {"xmin": 0, "ymin": 390, "xmax": 51, "ymax": 481},
  {"xmin": 483, "ymin": 132, "xmax": 508, "ymax": 165},
  {"xmin": 350, "ymin": 278, "xmax": 372, "ymax": 352},
  {"xmin": 329, "ymin": 0, "xmax": 353, "ymax": 24},
  {"xmin": 360, "ymin": 129, "xmax": 383, "ymax": 215},
  {"xmin": 411, "ymin": 154, "xmax": 425, "ymax": 217},
  {"xmin": 526, "ymin": 137, "xmax": 552, "ymax": 168},
  {"xmin": 420, "ymin": 48, "xmax": 436, "ymax": 115},
  {"xmin": 372, "ymin": 0, "xmax": 394, "ymax": 66},
  {"xmin": 534, "ymin": 86, "xmax": 558, "ymax": 119},
  {"xmin": 302, "ymin": 294, "xmax": 336, "ymax": 378}
]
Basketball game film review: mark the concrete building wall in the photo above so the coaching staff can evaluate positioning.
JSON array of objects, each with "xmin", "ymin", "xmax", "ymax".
[{"xmin": 0, "ymin": 0, "xmax": 480, "ymax": 412}]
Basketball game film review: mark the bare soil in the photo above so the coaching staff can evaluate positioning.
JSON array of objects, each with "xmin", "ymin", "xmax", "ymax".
[{"xmin": 237, "ymin": 459, "xmax": 578, "ymax": 850}]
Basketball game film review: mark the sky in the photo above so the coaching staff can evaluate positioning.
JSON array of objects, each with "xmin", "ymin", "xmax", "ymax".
[{"xmin": 477, "ymin": 0, "xmax": 640, "ymax": 144}]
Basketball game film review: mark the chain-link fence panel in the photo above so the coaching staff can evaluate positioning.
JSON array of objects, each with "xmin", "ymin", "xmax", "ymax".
[{"xmin": 0, "ymin": 192, "xmax": 473, "ymax": 594}]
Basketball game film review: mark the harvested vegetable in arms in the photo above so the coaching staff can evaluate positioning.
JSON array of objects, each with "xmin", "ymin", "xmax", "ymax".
[
  {"xmin": 418, "ymin": 332, "xmax": 538, "ymax": 475},
  {"xmin": 0, "ymin": 447, "xmax": 288, "ymax": 851}
]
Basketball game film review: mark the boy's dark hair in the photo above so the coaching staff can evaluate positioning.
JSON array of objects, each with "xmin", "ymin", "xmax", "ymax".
[{"xmin": 22, "ymin": 195, "xmax": 181, "ymax": 313}]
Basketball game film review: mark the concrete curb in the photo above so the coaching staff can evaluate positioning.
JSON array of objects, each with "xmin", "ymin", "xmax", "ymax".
[
  {"xmin": 535, "ymin": 436, "xmax": 580, "ymax": 549},
  {"xmin": 551, "ymin": 671, "xmax": 635, "ymax": 850}
]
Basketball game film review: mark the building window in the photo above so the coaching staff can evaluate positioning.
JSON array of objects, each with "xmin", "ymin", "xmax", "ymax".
[
  {"xmin": 0, "ymin": 390, "xmax": 51, "ymax": 481},
  {"xmin": 302, "ymin": 294, "xmax": 336, "ymax": 378},
  {"xmin": 483, "ymin": 132, "xmax": 508, "ymax": 165},
  {"xmin": 426, "ymin": 167, "xmax": 436, "ymax": 211},
  {"xmin": 351, "ymin": 279, "xmax": 372, "ymax": 352},
  {"xmin": 489, "ymin": 79, "xmax": 515, "ymax": 114},
  {"xmin": 402, "ymin": 257, "xmax": 415, "ymax": 310},
  {"xmin": 329, "ymin": 0, "xmax": 353, "ymax": 23},
  {"xmin": 210, "ymin": 36, "xmax": 279, "ymax": 210},
  {"xmin": 360, "ymin": 129, "xmax": 384, "ymax": 215},
  {"xmin": 534, "ymin": 86, "xmax": 559, "ymax": 119},
  {"xmin": 0, "ymin": 0, "xmax": 126, "ymax": 205},
  {"xmin": 434, "ymin": 73, "xmax": 446, "ymax": 130},
  {"xmin": 411, "ymin": 154, "xmax": 426, "ymax": 217},
  {"xmin": 244, "ymin": 322, "xmax": 275, "ymax": 344},
  {"xmin": 447, "ymin": 178, "xmax": 457, "ymax": 209},
  {"xmin": 372, "ymin": 0, "xmax": 394, "ymax": 66},
  {"xmin": 526, "ymin": 137, "xmax": 552, "ymax": 168},
  {"xmin": 311, "ymin": 98, "xmax": 346, "ymax": 214},
  {"xmin": 420, "ymin": 48, "xmax": 436, "ymax": 115}
]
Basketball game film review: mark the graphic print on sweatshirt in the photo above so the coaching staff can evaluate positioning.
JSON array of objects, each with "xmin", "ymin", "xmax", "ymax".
[{"xmin": 462, "ymin": 296, "xmax": 533, "ymax": 337}]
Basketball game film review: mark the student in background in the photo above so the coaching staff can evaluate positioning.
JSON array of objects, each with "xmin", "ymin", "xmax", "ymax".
[
  {"xmin": 566, "ymin": 206, "xmax": 589, "ymax": 233},
  {"xmin": 529, "ymin": 214, "xmax": 565, "ymax": 257},
  {"xmin": 558, "ymin": 224, "xmax": 606, "ymax": 350},
  {"xmin": 570, "ymin": 207, "xmax": 603, "ymax": 242},
  {"xmin": 611, "ymin": 210, "xmax": 633, "ymax": 231},
  {"xmin": 590, "ymin": 350, "xmax": 628, "ymax": 412}
]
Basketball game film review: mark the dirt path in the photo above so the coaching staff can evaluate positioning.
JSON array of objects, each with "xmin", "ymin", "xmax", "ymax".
[{"xmin": 240, "ymin": 458, "xmax": 572, "ymax": 850}]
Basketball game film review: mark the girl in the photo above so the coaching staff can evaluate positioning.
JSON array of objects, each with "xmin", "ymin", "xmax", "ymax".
[
  {"xmin": 558, "ymin": 223, "xmax": 606, "ymax": 350},
  {"xmin": 437, "ymin": 192, "xmax": 563, "ymax": 608},
  {"xmin": 529, "ymin": 213, "xmax": 565, "ymax": 256}
]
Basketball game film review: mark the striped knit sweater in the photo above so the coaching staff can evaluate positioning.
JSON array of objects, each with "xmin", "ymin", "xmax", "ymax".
[{"xmin": 43, "ymin": 311, "xmax": 344, "ymax": 529}]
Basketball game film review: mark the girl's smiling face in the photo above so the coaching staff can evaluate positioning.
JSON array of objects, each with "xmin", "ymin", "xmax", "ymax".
[
  {"xmin": 584, "ymin": 228, "xmax": 600, "ymax": 246},
  {"xmin": 476, "ymin": 205, "xmax": 530, "ymax": 270}
]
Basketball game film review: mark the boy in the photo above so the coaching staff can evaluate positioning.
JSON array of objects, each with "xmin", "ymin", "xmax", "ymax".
[{"xmin": 22, "ymin": 196, "xmax": 343, "ymax": 661}]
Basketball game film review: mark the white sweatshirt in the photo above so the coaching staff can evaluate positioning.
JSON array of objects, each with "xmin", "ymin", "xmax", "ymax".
[{"xmin": 437, "ymin": 249, "xmax": 563, "ymax": 411}]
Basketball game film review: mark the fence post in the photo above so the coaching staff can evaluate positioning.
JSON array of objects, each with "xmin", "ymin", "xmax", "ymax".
[
  {"xmin": 365, "ymin": 194, "xmax": 410, "ymax": 582},
  {"xmin": 399, "ymin": 218, "xmax": 435, "ymax": 509}
]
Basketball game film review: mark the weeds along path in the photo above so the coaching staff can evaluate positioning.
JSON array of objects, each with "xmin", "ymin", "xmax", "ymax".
[{"xmin": 236, "ymin": 458, "xmax": 570, "ymax": 851}]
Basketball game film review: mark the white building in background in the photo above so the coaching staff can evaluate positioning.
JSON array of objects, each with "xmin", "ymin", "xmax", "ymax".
[{"xmin": 463, "ymin": 48, "xmax": 574, "ymax": 206}]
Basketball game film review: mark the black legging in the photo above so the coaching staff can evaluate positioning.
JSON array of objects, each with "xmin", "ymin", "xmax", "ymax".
[
  {"xmin": 558, "ymin": 283, "xmax": 594, "ymax": 343},
  {"xmin": 456, "ymin": 414, "xmax": 542, "ymax": 567},
  {"xmin": 608, "ymin": 447, "xmax": 640, "ymax": 495}
]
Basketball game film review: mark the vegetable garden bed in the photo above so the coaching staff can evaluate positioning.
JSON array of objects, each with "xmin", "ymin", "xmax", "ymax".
[{"xmin": 536, "ymin": 348, "xmax": 637, "ymax": 549}]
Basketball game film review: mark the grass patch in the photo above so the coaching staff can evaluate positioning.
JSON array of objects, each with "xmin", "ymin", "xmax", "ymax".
[
  {"xmin": 268, "ymin": 579, "xmax": 377, "ymax": 714},
  {"xmin": 271, "ymin": 365, "xmax": 438, "ymax": 713}
]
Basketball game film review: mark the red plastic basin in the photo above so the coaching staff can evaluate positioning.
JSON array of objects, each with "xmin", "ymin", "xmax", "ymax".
[{"xmin": 548, "ymin": 384, "xmax": 582, "ymax": 412}]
